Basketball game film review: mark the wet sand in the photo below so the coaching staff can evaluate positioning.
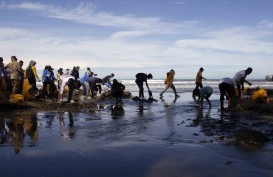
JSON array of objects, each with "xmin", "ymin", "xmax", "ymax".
[{"xmin": 1, "ymin": 92, "xmax": 273, "ymax": 177}]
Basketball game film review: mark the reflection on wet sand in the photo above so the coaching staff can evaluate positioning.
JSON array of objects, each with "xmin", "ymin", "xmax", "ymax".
[
  {"xmin": 192, "ymin": 108, "xmax": 211, "ymax": 126},
  {"xmin": 0, "ymin": 111, "xmax": 80, "ymax": 154},
  {"xmin": 110, "ymin": 103, "xmax": 125, "ymax": 119},
  {"xmin": 58, "ymin": 112, "xmax": 76, "ymax": 139},
  {"xmin": 1, "ymin": 115, "xmax": 38, "ymax": 154}
]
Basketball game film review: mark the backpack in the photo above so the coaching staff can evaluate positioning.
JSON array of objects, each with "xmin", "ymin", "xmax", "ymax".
[{"xmin": 26, "ymin": 66, "xmax": 34, "ymax": 78}]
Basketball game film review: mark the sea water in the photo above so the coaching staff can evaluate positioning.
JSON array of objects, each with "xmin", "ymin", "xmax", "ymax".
[{"xmin": 120, "ymin": 79, "xmax": 273, "ymax": 93}]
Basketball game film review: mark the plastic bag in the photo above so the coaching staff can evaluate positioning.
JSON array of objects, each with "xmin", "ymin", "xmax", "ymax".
[{"xmin": 10, "ymin": 94, "xmax": 24, "ymax": 103}]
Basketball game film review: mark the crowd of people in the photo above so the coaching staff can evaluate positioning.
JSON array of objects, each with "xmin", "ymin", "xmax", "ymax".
[
  {"xmin": 0, "ymin": 56, "xmax": 120, "ymax": 103},
  {"xmin": 136, "ymin": 67, "xmax": 253, "ymax": 110},
  {"xmin": 0, "ymin": 56, "xmax": 253, "ymax": 109}
]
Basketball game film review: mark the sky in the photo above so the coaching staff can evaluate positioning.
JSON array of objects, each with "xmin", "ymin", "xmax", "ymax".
[{"xmin": 1, "ymin": 0, "xmax": 273, "ymax": 79}]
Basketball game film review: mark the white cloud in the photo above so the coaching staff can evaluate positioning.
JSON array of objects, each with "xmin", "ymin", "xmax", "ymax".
[
  {"xmin": 110, "ymin": 30, "xmax": 152, "ymax": 40},
  {"xmin": 1, "ymin": 2, "xmax": 273, "ymax": 78},
  {"xmin": 3, "ymin": 1, "xmax": 49, "ymax": 10},
  {"xmin": 259, "ymin": 19, "xmax": 273, "ymax": 28},
  {"xmin": 1, "ymin": 25, "xmax": 273, "ymax": 79},
  {"xmin": 0, "ymin": 27, "xmax": 165, "ymax": 70},
  {"xmin": 0, "ymin": 1, "xmax": 196, "ymax": 34},
  {"xmin": 173, "ymin": 27, "xmax": 273, "ymax": 54}
]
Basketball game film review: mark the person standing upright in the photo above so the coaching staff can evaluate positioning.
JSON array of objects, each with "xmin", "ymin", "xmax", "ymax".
[
  {"xmin": 195, "ymin": 67, "xmax": 206, "ymax": 89},
  {"xmin": 18, "ymin": 60, "xmax": 24, "ymax": 93},
  {"xmin": 193, "ymin": 67, "xmax": 206, "ymax": 101},
  {"xmin": 4, "ymin": 56, "xmax": 21, "ymax": 94},
  {"xmin": 160, "ymin": 69, "xmax": 179, "ymax": 98},
  {"xmin": 25, "ymin": 60, "xmax": 40, "ymax": 96},
  {"xmin": 71, "ymin": 66, "xmax": 80, "ymax": 90}
]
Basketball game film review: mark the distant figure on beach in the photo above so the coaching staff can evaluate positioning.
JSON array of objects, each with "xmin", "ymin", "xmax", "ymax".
[
  {"xmin": 193, "ymin": 86, "xmax": 213, "ymax": 108},
  {"xmin": 4, "ymin": 56, "xmax": 21, "ymax": 94},
  {"xmin": 59, "ymin": 74, "xmax": 75, "ymax": 103},
  {"xmin": 80, "ymin": 70, "xmax": 92, "ymax": 98},
  {"xmin": 0, "ymin": 57, "xmax": 7, "ymax": 100},
  {"xmin": 65, "ymin": 69, "xmax": 70, "ymax": 74},
  {"xmin": 101, "ymin": 73, "xmax": 115, "ymax": 89},
  {"xmin": 160, "ymin": 69, "xmax": 179, "ymax": 98},
  {"xmin": 57, "ymin": 68, "xmax": 63, "ymax": 90},
  {"xmin": 232, "ymin": 67, "xmax": 253, "ymax": 98},
  {"xmin": 111, "ymin": 79, "xmax": 125, "ymax": 102},
  {"xmin": 0, "ymin": 57, "xmax": 4, "ymax": 77},
  {"xmin": 84, "ymin": 76, "xmax": 102, "ymax": 98},
  {"xmin": 195, "ymin": 67, "xmax": 206, "ymax": 89},
  {"xmin": 193, "ymin": 67, "xmax": 206, "ymax": 101},
  {"xmin": 135, "ymin": 73, "xmax": 153, "ymax": 99},
  {"xmin": 18, "ymin": 60, "xmax": 24, "ymax": 93},
  {"xmin": 219, "ymin": 77, "xmax": 238, "ymax": 110},
  {"xmin": 71, "ymin": 66, "xmax": 80, "ymax": 90},
  {"xmin": 42, "ymin": 65, "xmax": 57, "ymax": 98},
  {"xmin": 25, "ymin": 60, "xmax": 40, "ymax": 96}
]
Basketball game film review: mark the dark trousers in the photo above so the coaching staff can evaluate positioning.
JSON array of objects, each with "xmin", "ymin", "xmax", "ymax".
[
  {"xmin": 67, "ymin": 79, "xmax": 74, "ymax": 102},
  {"xmin": 195, "ymin": 82, "xmax": 203, "ymax": 89},
  {"xmin": 219, "ymin": 83, "xmax": 236, "ymax": 100},
  {"xmin": 136, "ymin": 80, "xmax": 144, "ymax": 98},
  {"xmin": 43, "ymin": 80, "xmax": 57, "ymax": 96},
  {"xmin": 219, "ymin": 82, "xmax": 237, "ymax": 108}
]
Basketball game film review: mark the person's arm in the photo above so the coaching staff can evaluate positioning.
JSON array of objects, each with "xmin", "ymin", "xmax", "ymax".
[
  {"xmin": 202, "ymin": 76, "xmax": 207, "ymax": 80},
  {"xmin": 32, "ymin": 66, "xmax": 40, "ymax": 80},
  {"xmin": 205, "ymin": 97, "xmax": 211, "ymax": 106},
  {"xmin": 145, "ymin": 81, "xmax": 150, "ymax": 91},
  {"xmin": 244, "ymin": 80, "xmax": 252, "ymax": 86}
]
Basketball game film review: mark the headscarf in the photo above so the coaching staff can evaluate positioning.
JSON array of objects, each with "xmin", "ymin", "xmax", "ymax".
[{"xmin": 29, "ymin": 60, "xmax": 36, "ymax": 66}]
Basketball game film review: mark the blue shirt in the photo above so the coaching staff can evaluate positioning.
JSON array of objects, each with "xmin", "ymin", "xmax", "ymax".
[
  {"xmin": 199, "ymin": 86, "xmax": 213, "ymax": 97},
  {"xmin": 80, "ymin": 73, "xmax": 90, "ymax": 84}
]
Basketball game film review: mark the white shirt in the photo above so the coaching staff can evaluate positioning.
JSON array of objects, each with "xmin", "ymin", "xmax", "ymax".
[
  {"xmin": 219, "ymin": 77, "xmax": 237, "ymax": 89},
  {"xmin": 60, "ymin": 74, "xmax": 75, "ymax": 94},
  {"xmin": 232, "ymin": 70, "xmax": 246, "ymax": 85}
]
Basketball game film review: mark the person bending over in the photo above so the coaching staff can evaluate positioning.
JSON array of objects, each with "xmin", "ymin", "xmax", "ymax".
[
  {"xmin": 135, "ymin": 73, "xmax": 153, "ymax": 99},
  {"xmin": 193, "ymin": 86, "xmax": 213, "ymax": 108},
  {"xmin": 219, "ymin": 77, "xmax": 238, "ymax": 110},
  {"xmin": 232, "ymin": 67, "xmax": 253, "ymax": 98},
  {"xmin": 111, "ymin": 79, "xmax": 125, "ymax": 102},
  {"xmin": 59, "ymin": 74, "xmax": 75, "ymax": 103}
]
